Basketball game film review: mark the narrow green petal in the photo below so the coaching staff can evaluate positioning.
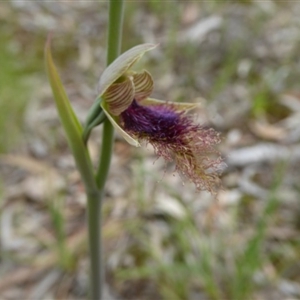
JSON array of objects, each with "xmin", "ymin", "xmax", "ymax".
[
  {"xmin": 132, "ymin": 70, "xmax": 154, "ymax": 101},
  {"xmin": 101, "ymin": 102, "xmax": 140, "ymax": 147},
  {"xmin": 140, "ymin": 97, "xmax": 202, "ymax": 112},
  {"xmin": 103, "ymin": 77, "xmax": 134, "ymax": 116},
  {"xmin": 98, "ymin": 43, "xmax": 157, "ymax": 97}
]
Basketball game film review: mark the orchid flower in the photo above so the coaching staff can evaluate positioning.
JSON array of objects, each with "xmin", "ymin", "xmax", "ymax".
[{"xmin": 97, "ymin": 44, "xmax": 224, "ymax": 193}]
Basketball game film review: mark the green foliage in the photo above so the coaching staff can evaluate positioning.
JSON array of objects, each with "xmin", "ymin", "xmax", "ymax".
[
  {"xmin": 229, "ymin": 168, "xmax": 283, "ymax": 299},
  {"xmin": 0, "ymin": 33, "xmax": 29, "ymax": 152},
  {"xmin": 252, "ymin": 87, "xmax": 272, "ymax": 117},
  {"xmin": 48, "ymin": 195, "xmax": 75, "ymax": 271},
  {"xmin": 115, "ymin": 160, "xmax": 285, "ymax": 300}
]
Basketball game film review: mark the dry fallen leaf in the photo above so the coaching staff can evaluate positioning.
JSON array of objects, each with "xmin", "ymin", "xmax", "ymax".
[{"xmin": 249, "ymin": 119, "xmax": 286, "ymax": 141}]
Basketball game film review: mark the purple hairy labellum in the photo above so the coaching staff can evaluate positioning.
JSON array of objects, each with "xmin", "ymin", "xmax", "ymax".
[
  {"xmin": 121, "ymin": 100, "xmax": 223, "ymax": 193},
  {"xmin": 98, "ymin": 44, "xmax": 225, "ymax": 194}
]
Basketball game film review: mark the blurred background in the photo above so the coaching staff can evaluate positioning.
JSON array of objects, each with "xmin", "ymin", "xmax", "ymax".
[{"xmin": 1, "ymin": 1, "xmax": 300, "ymax": 299}]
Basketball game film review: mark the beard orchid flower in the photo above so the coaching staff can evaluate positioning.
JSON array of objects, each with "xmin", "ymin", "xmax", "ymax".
[{"xmin": 98, "ymin": 44, "xmax": 224, "ymax": 194}]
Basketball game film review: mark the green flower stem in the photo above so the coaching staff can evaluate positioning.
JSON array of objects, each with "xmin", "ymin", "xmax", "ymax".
[
  {"xmin": 87, "ymin": 189, "xmax": 103, "ymax": 300},
  {"xmin": 83, "ymin": 110, "xmax": 106, "ymax": 145},
  {"xmin": 95, "ymin": 0, "xmax": 124, "ymax": 187},
  {"xmin": 106, "ymin": 0, "xmax": 125, "ymax": 66},
  {"xmin": 95, "ymin": 120, "xmax": 115, "ymax": 189},
  {"xmin": 87, "ymin": 0, "xmax": 124, "ymax": 299}
]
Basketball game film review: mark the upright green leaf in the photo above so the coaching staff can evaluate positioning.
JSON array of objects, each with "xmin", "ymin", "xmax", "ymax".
[
  {"xmin": 45, "ymin": 35, "xmax": 97, "ymax": 192},
  {"xmin": 45, "ymin": 36, "xmax": 82, "ymax": 136}
]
